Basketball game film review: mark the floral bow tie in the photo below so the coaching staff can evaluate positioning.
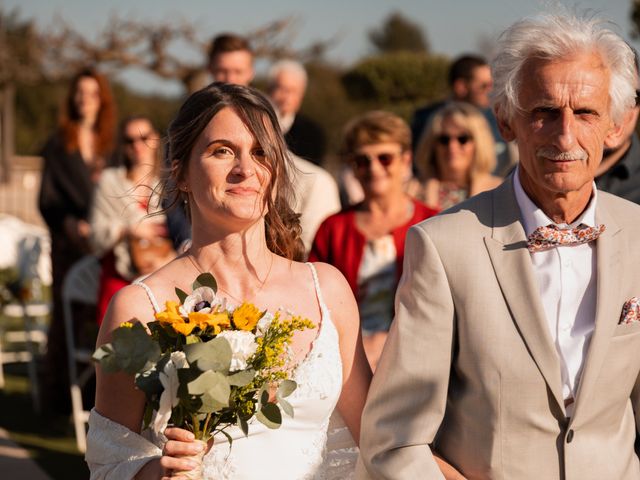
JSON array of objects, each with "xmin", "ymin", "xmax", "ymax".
[{"xmin": 527, "ymin": 224, "xmax": 606, "ymax": 253}]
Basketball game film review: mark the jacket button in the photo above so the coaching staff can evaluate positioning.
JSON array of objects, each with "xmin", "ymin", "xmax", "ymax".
[{"xmin": 567, "ymin": 429, "xmax": 574, "ymax": 443}]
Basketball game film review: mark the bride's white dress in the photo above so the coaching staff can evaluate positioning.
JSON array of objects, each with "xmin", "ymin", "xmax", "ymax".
[{"xmin": 85, "ymin": 263, "xmax": 358, "ymax": 479}]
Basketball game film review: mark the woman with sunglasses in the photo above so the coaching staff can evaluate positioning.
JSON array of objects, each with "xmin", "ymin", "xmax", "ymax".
[
  {"xmin": 415, "ymin": 102, "xmax": 502, "ymax": 210},
  {"xmin": 309, "ymin": 111, "xmax": 438, "ymax": 371},
  {"xmin": 90, "ymin": 115, "xmax": 175, "ymax": 324}
]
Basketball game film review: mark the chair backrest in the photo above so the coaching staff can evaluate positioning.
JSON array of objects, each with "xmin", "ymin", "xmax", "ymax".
[
  {"xmin": 62, "ymin": 256, "xmax": 101, "ymax": 306},
  {"xmin": 61, "ymin": 255, "xmax": 101, "ymax": 454},
  {"xmin": 62, "ymin": 256, "xmax": 101, "ymax": 378}
]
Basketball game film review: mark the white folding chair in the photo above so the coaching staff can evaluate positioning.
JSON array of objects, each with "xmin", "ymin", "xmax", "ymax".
[
  {"xmin": 0, "ymin": 302, "xmax": 50, "ymax": 413},
  {"xmin": 62, "ymin": 255, "xmax": 101, "ymax": 453}
]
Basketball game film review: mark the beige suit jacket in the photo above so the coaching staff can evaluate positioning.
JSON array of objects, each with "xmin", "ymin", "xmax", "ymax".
[{"xmin": 358, "ymin": 178, "xmax": 640, "ymax": 480}]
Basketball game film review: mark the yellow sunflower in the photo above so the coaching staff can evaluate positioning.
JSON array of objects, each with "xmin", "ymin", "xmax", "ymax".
[
  {"xmin": 155, "ymin": 301, "xmax": 183, "ymax": 325},
  {"xmin": 188, "ymin": 311, "xmax": 231, "ymax": 334},
  {"xmin": 232, "ymin": 302, "xmax": 262, "ymax": 331}
]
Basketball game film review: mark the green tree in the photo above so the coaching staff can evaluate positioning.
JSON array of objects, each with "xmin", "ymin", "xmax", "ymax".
[
  {"xmin": 368, "ymin": 12, "xmax": 429, "ymax": 54},
  {"xmin": 342, "ymin": 52, "xmax": 449, "ymax": 118},
  {"xmin": 0, "ymin": 9, "xmax": 43, "ymax": 181}
]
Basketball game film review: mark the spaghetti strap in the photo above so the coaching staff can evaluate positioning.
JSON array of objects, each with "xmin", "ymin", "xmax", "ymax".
[
  {"xmin": 132, "ymin": 279, "xmax": 162, "ymax": 314},
  {"xmin": 305, "ymin": 262, "xmax": 329, "ymax": 321}
]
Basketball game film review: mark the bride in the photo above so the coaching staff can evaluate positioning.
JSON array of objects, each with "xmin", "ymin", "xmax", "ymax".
[{"xmin": 86, "ymin": 83, "xmax": 372, "ymax": 479}]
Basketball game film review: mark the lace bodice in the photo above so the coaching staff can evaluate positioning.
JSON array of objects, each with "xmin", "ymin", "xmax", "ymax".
[{"xmin": 87, "ymin": 263, "xmax": 356, "ymax": 480}]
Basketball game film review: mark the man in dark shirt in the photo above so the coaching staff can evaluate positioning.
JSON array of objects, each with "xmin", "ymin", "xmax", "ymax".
[
  {"xmin": 267, "ymin": 60, "xmax": 327, "ymax": 166},
  {"xmin": 595, "ymin": 50, "xmax": 640, "ymax": 204}
]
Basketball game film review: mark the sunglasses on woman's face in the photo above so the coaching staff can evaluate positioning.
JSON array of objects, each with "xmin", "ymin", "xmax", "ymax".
[
  {"xmin": 352, "ymin": 152, "xmax": 399, "ymax": 169},
  {"xmin": 436, "ymin": 134, "xmax": 472, "ymax": 146}
]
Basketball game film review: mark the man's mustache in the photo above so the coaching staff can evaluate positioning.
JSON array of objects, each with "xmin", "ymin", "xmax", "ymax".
[{"xmin": 536, "ymin": 147, "xmax": 588, "ymax": 161}]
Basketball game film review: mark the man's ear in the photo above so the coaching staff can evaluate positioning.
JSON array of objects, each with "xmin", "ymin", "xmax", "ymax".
[
  {"xmin": 495, "ymin": 107, "xmax": 516, "ymax": 142},
  {"xmin": 604, "ymin": 108, "xmax": 638, "ymax": 149}
]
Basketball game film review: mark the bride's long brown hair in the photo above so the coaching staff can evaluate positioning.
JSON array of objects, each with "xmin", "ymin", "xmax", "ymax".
[{"xmin": 163, "ymin": 82, "xmax": 304, "ymax": 261}]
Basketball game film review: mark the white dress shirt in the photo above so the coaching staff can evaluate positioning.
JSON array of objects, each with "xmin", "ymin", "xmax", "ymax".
[{"xmin": 513, "ymin": 169, "xmax": 598, "ymax": 415}]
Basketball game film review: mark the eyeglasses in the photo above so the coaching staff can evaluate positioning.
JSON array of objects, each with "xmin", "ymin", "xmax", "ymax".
[
  {"xmin": 124, "ymin": 134, "xmax": 151, "ymax": 145},
  {"xmin": 436, "ymin": 134, "xmax": 473, "ymax": 146},
  {"xmin": 351, "ymin": 152, "xmax": 399, "ymax": 169}
]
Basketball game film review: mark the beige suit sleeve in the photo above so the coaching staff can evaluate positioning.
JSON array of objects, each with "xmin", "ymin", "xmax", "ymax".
[{"xmin": 359, "ymin": 225, "xmax": 453, "ymax": 480}]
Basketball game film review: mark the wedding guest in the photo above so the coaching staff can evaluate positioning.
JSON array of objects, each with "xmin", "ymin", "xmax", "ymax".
[
  {"xmin": 267, "ymin": 60, "xmax": 328, "ymax": 166},
  {"xmin": 165, "ymin": 33, "xmax": 256, "ymax": 251},
  {"xmin": 595, "ymin": 46, "xmax": 640, "ymax": 203},
  {"xmin": 89, "ymin": 116, "xmax": 174, "ymax": 325},
  {"xmin": 38, "ymin": 66, "xmax": 116, "ymax": 414},
  {"xmin": 411, "ymin": 54, "xmax": 515, "ymax": 175},
  {"xmin": 415, "ymin": 102, "xmax": 502, "ymax": 210},
  {"xmin": 207, "ymin": 33, "xmax": 254, "ymax": 86},
  {"xmin": 87, "ymin": 83, "xmax": 373, "ymax": 479},
  {"xmin": 359, "ymin": 11, "xmax": 640, "ymax": 480},
  {"xmin": 310, "ymin": 111, "xmax": 438, "ymax": 370}
]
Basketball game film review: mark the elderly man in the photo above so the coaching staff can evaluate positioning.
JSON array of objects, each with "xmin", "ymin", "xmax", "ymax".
[
  {"xmin": 358, "ymin": 11, "xmax": 639, "ymax": 480},
  {"xmin": 267, "ymin": 60, "xmax": 327, "ymax": 165}
]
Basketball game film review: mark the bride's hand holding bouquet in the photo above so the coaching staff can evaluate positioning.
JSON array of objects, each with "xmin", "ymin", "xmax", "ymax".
[{"xmin": 94, "ymin": 273, "xmax": 313, "ymax": 479}]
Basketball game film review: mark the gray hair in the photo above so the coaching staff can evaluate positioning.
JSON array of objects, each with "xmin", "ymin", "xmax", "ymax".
[
  {"xmin": 492, "ymin": 11, "xmax": 636, "ymax": 125},
  {"xmin": 268, "ymin": 59, "xmax": 308, "ymax": 90}
]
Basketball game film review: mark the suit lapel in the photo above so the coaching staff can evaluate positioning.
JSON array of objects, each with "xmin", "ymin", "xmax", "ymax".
[
  {"xmin": 570, "ymin": 197, "xmax": 623, "ymax": 427},
  {"xmin": 484, "ymin": 179, "xmax": 565, "ymax": 412}
]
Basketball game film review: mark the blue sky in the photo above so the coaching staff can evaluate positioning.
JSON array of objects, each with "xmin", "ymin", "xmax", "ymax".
[{"xmin": 6, "ymin": 0, "xmax": 637, "ymax": 96}]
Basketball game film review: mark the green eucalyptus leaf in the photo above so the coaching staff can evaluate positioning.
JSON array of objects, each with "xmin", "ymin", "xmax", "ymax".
[
  {"xmin": 143, "ymin": 403, "xmax": 154, "ymax": 429},
  {"xmin": 218, "ymin": 428, "xmax": 233, "ymax": 447},
  {"xmin": 259, "ymin": 388, "xmax": 269, "ymax": 407},
  {"xmin": 92, "ymin": 345, "xmax": 120, "ymax": 373},
  {"xmin": 278, "ymin": 397, "xmax": 294, "ymax": 418},
  {"xmin": 237, "ymin": 414, "xmax": 249, "ymax": 437},
  {"xmin": 277, "ymin": 379, "xmax": 297, "ymax": 398},
  {"xmin": 183, "ymin": 337, "xmax": 232, "ymax": 373},
  {"xmin": 193, "ymin": 273, "xmax": 217, "ymax": 292},
  {"xmin": 135, "ymin": 367, "xmax": 162, "ymax": 398},
  {"xmin": 92, "ymin": 344, "xmax": 113, "ymax": 362},
  {"xmin": 256, "ymin": 402, "xmax": 282, "ymax": 429},
  {"xmin": 175, "ymin": 287, "xmax": 188, "ymax": 304},
  {"xmin": 111, "ymin": 322, "xmax": 161, "ymax": 375},
  {"xmin": 188, "ymin": 371, "xmax": 230, "ymax": 413},
  {"xmin": 228, "ymin": 369, "xmax": 255, "ymax": 387}
]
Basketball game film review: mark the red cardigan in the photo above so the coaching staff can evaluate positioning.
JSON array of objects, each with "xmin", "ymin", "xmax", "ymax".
[{"xmin": 309, "ymin": 199, "xmax": 438, "ymax": 299}]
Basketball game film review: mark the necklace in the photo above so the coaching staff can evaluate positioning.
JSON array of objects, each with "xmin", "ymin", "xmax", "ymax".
[{"xmin": 185, "ymin": 250, "xmax": 274, "ymax": 304}]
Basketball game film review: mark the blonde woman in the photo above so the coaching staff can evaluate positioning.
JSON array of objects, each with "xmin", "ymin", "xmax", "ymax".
[{"xmin": 415, "ymin": 102, "xmax": 503, "ymax": 210}]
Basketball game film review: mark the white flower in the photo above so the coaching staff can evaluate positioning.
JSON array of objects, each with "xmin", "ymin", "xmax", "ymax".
[
  {"xmin": 152, "ymin": 351, "xmax": 189, "ymax": 433},
  {"xmin": 217, "ymin": 330, "xmax": 258, "ymax": 371},
  {"xmin": 256, "ymin": 311, "xmax": 274, "ymax": 336},
  {"xmin": 180, "ymin": 287, "xmax": 222, "ymax": 316}
]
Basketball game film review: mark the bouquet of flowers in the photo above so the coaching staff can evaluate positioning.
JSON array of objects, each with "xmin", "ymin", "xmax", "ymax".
[{"xmin": 93, "ymin": 273, "xmax": 314, "ymax": 456}]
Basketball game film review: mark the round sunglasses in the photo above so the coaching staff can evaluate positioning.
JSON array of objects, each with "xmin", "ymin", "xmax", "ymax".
[
  {"xmin": 351, "ymin": 151, "xmax": 401, "ymax": 169},
  {"xmin": 436, "ymin": 134, "xmax": 473, "ymax": 146}
]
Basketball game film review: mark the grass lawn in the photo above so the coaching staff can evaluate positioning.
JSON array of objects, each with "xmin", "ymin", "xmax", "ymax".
[{"xmin": 0, "ymin": 364, "xmax": 89, "ymax": 480}]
